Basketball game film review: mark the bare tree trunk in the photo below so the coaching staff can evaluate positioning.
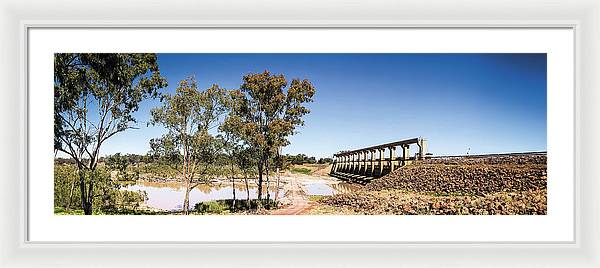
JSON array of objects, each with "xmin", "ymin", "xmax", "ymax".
[
  {"xmin": 232, "ymin": 179, "xmax": 236, "ymax": 211},
  {"xmin": 181, "ymin": 138, "xmax": 189, "ymax": 215},
  {"xmin": 182, "ymin": 185, "xmax": 191, "ymax": 215},
  {"xmin": 83, "ymin": 203, "xmax": 92, "ymax": 215},
  {"xmin": 274, "ymin": 167, "xmax": 280, "ymax": 204},
  {"xmin": 257, "ymin": 162, "xmax": 264, "ymax": 202},
  {"xmin": 274, "ymin": 147, "xmax": 281, "ymax": 205},
  {"xmin": 266, "ymin": 159, "xmax": 270, "ymax": 204},
  {"xmin": 182, "ymin": 168, "xmax": 191, "ymax": 214},
  {"xmin": 78, "ymin": 169, "xmax": 92, "ymax": 215},
  {"xmin": 66, "ymin": 173, "xmax": 77, "ymax": 210},
  {"xmin": 244, "ymin": 174, "xmax": 250, "ymax": 205},
  {"xmin": 85, "ymin": 179, "xmax": 93, "ymax": 215},
  {"xmin": 231, "ymin": 163, "xmax": 236, "ymax": 211}
]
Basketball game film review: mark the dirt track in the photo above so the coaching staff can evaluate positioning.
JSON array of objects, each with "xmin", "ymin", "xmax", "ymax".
[{"xmin": 270, "ymin": 176, "xmax": 311, "ymax": 215}]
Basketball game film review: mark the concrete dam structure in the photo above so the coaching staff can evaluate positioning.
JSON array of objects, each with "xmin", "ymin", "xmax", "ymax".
[{"xmin": 329, "ymin": 137, "xmax": 428, "ymax": 183}]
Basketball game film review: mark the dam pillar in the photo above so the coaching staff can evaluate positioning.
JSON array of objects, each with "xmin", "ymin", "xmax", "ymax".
[
  {"xmin": 346, "ymin": 155, "xmax": 350, "ymax": 172},
  {"xmin": 347, "ymin": 154, "xmax": 352, "ymax": 173},
  {"xmin": 389, "ymin": 146, "xmax": 397, "ymax": 172},
  {"xmin": 354, "ymin": 152, "xmax": 359, "ymax": 175},
  {"xmin": 402, "ymin": 144, "xmax": 410, "ymax": 166},
  {"xmin": 359, "ymin": 151, "xmax": 364, "ymax": 175},
  {"xmin": 378, "ymin": 148, "xmax": 385, "ymax": 176},
  {"xmin": 353, "ymin": 153, "xmax": 358, "ymax": 173},
  {"xmin": 361, "ymin": 151, "xmax": 369, "ymax": 176},
  {"xmin": 354, "ymin": 152, "xmax": 358, "ymax": 174},
  {"xmin": 370, "ymin": 149, "xmax": 376, "ymax": 176},
  {"xmin": 331, "ymin": 155, "xmax": 336, "ymax": 173},
  {"xmin": 417, "ymin": 138, "xmax": 428, "ymax": 159}
]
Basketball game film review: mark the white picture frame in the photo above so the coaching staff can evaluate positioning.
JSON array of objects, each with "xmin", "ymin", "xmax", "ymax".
[
  {"xmin": 26, "ymin": 27, "xmax": 574, "ymax": 244},
  {"xmin": 1, "ymin": 0, "xmax": 598, "ymax": 267}
]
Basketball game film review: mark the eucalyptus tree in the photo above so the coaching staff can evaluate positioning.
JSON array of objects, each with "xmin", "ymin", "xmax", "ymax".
[
  {"xmin": 236, "ymin": 147, "xmax": 257, "ymax": 204},
  {"xmin": 217, "ymin": 90, "xmax": 241, "ymax": 209},
  {"xmin": 149, "ymin": 76, "xmax": 228, "ymax": 215},
  {"xmin": 54, "ymin": 53, "xmax": 166, "ymax": 214},
  {"xmin": 273, "ymin": 147, "xmax": 291, "ymax": 203},
  {"xmin": 225, "ymin": 71, "xmax": 315, "ymax": 202},
  {"xmin": 220, "ymin": 110, "xmax": 258, "ymax": 206}
]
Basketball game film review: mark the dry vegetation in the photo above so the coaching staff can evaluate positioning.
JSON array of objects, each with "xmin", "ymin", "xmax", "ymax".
[{"xmin": 317, "ymin": 154, "xmax": 547, "ymax": 215}]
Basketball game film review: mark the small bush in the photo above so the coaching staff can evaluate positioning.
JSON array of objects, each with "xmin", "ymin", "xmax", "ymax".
[
  {"xmin": 194, "ymin": 199, "xmax": 279, "ymax": 214},
  {"xmin": 195, "ymin": 201, "xmax": 228, "ymax": 214}
]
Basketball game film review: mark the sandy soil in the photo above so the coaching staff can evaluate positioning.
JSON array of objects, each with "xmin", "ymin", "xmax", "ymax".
[{"xmin": 270, "ymin": 173, "xmax": 339, "ymax": 215}]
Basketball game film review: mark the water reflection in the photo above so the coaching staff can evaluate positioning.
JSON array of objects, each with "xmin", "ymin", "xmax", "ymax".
[
  {"xmin": 126, "ymin": 179, "xmax": 361, "ymax": 211},
  {"xmin": 126, "ymin": 181, "xmax": 283, "ymax": 211},
  {"xmin": 330, "ymin": 182, "xmax": 361, "ymax": 194},
  {"xmin": 304, "ymin": 183, "xmax": 335, "ymax": 195},
  {"xmin": 304, "ymin": 181, "xmax": 361, "ymax": 195}
]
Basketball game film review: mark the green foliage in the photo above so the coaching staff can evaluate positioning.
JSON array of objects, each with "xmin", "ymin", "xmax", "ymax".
[
  {"xmin": 194, "ymin": 200, "xmax": 228, "ymax": 214},
  {"xmin": 105, "ymin": 153, "xmax": 141, "ymax": 181},
  {"xmin": 54, "ymin": 163, "xmax": 80, "ymax": 209},
  {"xmin": 54, "ymin": 207, "xmax": 85, "ymax": 215},
  {"xmin": 194, "ymin": 199, "xmax": 279, "ymax": 214},
  {"xmin": 105, "ymin": 153, "xmax": 129, "ymax": 179},
  {"xmin": 113, "ymin": 189, "xmax": 148, "ymax": 210},
  {"xmin": 136, "ymin": 162, "xmax": 180, "ymax": 178},
  {"xmin": 149, "ymin": 76, "xmax": 228, "ymax": 214},
  {"xmin": 223, "ymin": 71, "xmax": 316, "ymax": 200},
  {"xmin": 230, "ymin": 71, "xmax": 315, "ymax": 151},
  {"xmin": 149, "ymin": 76, "xmax": 228, "ymax": 168},
  {"xmin": 54, "ymin": 53, "xmax": 167, "ymax": 214},
  {"xmin": 54, "ymin": 53, "xmax": 167, "ymax": 160},
  {"xmin": 317, "ymin": 158, "xmax": 333, "ymax": 164},
  {"xmin": 284, "ymin": 153, "xmax": 318, "ymax": 165},
  {"xmin": 54, "ymin": 163, "xmax": 148, "ymax": 214},
  {"xmin": 54, "ymin": 206, "xmax": 169, "ymax": 215},
  {"xmin": 290, "ymin": 167, "xmax": 312, "ymax": 175}
]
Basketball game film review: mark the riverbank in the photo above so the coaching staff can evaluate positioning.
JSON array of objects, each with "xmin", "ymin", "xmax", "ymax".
[{"xmin": 120, "ymin": 171, "xmax": 341, "ymax": 214}]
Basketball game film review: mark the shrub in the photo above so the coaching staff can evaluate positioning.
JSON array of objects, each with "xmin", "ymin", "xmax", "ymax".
[{"xmin": 195, "ymin": 201, "xmax": 228, "ymax": 214}]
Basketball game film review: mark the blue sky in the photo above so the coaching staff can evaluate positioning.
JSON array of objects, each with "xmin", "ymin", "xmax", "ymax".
[{"xmin": 100, "ymin": 53, "xmax": 547, "ymax": 158}]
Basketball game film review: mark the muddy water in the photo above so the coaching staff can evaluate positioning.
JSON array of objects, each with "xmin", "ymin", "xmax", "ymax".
[
  {"xmin": 304, "ymin": 183, "xmax": 336, "ymax": 195},
  {"xmin": 329, "ymin": 182, "xmax": 362, "ymax": 194},
  {"xmin": 303, "ymin": 181, "xmax": 361, "ymax": 195},
  {"xmin": 126, "ymin": 179, "xmax": 360, "ymax": 211},
  {"xmin": 125, "ymin": 181, "xmax": 283, "ymax": 211}
]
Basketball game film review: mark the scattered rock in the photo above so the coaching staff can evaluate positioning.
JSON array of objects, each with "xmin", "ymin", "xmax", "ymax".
[
  {"xmin": 318, "ymin": 154, "xmax": 547, "ymax": 215},
  {"xmin": 365, "ymin": 155, "xmax": 547, "ymax": 196}
]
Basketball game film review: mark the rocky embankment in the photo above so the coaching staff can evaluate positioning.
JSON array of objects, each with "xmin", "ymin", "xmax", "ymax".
[{"xmin": 317, "ymin": 154, "xmax": 547, "ymax": 215}]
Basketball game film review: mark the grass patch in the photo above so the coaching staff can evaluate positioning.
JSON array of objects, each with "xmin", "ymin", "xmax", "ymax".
[
  {"xmin": 54, "ymin": 206, "xmax": 170, "ymax": 215},
  {"xmin": 54, "ymin": 207, "xmax": 85, "ymax": 215},
  {"xmin": 55, "ymin": 199, "xmax": 282, "ymax": 215},
  {"xmin": 195, "ymin": 201, "xmax": 229, "ymax": 214},
  {"xmin": 290, "ymin": 167, "xmax": 312, "ymax": 175},
  {"xmin": 194, "ymin": 199, "xmax": 279, "ymax": 214}
]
